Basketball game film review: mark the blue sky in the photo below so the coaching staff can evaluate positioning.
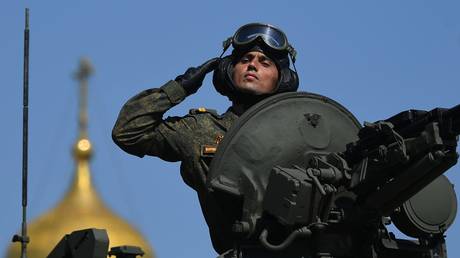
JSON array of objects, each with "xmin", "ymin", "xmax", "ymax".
[{"xmin": 1, "ymin": 1, "xmax": 459, "ymax": 258}]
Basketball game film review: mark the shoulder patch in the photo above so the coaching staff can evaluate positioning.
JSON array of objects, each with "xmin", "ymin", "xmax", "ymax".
[{"xmin": 189, "ymin": 107, "xmax": 220, "ymax": 117}]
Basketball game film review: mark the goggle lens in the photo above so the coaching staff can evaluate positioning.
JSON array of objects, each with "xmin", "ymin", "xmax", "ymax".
[{"xmin": 234, "ymin": 24, "xmax": 287, "ymax": 50}]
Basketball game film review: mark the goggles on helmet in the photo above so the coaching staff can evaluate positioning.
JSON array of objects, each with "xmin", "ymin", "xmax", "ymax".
[{"xmin": 222, "ymin": 23, "xmax": 297, "ymax": 63}]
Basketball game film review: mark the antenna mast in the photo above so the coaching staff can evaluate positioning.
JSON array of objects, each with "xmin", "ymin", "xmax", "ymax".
[{"xmin": 12, "ymin": 8, "xmax": 31, "ymax": 258}]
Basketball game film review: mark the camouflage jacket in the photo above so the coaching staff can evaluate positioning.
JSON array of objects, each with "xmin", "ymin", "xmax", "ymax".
[{"xmin": 112, "ymin": 80, "xmax": 239, "ymax": 253}]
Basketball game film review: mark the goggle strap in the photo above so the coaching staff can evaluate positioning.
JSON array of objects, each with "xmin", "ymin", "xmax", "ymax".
[
  {"xmin": 287, "ymin": 45, "xmax": 297, "ymax": 63},
  {"xmin": 220, "ymin": 37, "xmax": 232, "ymax": 58}
]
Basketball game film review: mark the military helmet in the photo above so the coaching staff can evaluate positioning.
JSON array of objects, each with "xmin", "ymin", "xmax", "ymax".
[{"xmin": 213, "ymin": 23, "xmax": 299, "ymax": 102}]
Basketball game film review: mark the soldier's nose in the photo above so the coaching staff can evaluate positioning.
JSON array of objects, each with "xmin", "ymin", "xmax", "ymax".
[{"xmin": 247, "ymin": 64, "xmax": 257, "ymax": 72}]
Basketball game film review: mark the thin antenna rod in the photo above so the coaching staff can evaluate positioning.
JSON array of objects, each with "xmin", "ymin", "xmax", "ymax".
[{"xmin": 12, "ymin": 8, "xmax": 30, "ymax": 258}]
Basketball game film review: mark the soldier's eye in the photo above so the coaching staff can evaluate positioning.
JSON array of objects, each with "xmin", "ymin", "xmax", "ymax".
[
  {"xmin": 240, "ymin": 57, "xmax": 250, "ymax": 63},
  {"xmin": 259, "ymin": 56, "xmax": 273, "ymax": 67},
  {"xmin": 261, "ymin": 61, "xmax": 271, "ymax": 67}
]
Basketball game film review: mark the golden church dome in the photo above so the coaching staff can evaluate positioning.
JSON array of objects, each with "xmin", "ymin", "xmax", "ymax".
[{"xmin": 6, "ymin": 58, "xmax": 155, "ymax": 258}]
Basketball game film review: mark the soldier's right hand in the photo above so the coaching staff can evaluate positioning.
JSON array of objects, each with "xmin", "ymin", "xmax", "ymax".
[{"xmin": 175, "ymin": 58, "xmax": 220, "ymax": 96}]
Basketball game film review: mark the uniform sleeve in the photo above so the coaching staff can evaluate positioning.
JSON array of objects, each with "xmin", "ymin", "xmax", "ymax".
[{"xmin": 112, "ymin": 80, "xmax": 192, "ymax": 161}]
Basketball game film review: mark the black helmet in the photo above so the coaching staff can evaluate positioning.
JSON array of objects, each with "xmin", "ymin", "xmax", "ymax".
[{"xmin": 213, "ymin": 23, "xmax": 299, "ymax": 103}]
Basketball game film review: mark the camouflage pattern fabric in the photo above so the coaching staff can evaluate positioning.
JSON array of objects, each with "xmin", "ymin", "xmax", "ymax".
[{"xmin": 112, "ymin": 80, "xmax": 239, "ymax": 253}]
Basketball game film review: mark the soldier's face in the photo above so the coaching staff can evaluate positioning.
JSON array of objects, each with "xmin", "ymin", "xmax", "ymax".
[{"xmin": 232, "ymin": 51, "xmax": 279, "ymax": 95}]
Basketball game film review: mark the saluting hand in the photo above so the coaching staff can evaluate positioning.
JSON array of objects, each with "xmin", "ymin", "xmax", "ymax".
[{"xmin": 175, "ymin": 58, "xmax": 220, "ymax": 96}]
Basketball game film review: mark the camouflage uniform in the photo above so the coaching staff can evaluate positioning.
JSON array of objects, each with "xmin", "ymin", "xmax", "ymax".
[{"xmin": 112, "ymin": 80, "xmax": 239, "ymax": 253}]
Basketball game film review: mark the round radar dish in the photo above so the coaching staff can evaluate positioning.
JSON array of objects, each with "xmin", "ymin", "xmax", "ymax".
[
  {"xmin": 207, "ymin": 92, "xmax": 361, "ymax": 228},
  {"xmin": 391, "ymin": 174, "xmax": 457, "ymax": 238}
]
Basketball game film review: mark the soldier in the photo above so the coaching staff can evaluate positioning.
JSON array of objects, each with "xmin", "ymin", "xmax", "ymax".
[{"xmin": 112, "ymin": 23, "xmax": 299, "ymax": 256}]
